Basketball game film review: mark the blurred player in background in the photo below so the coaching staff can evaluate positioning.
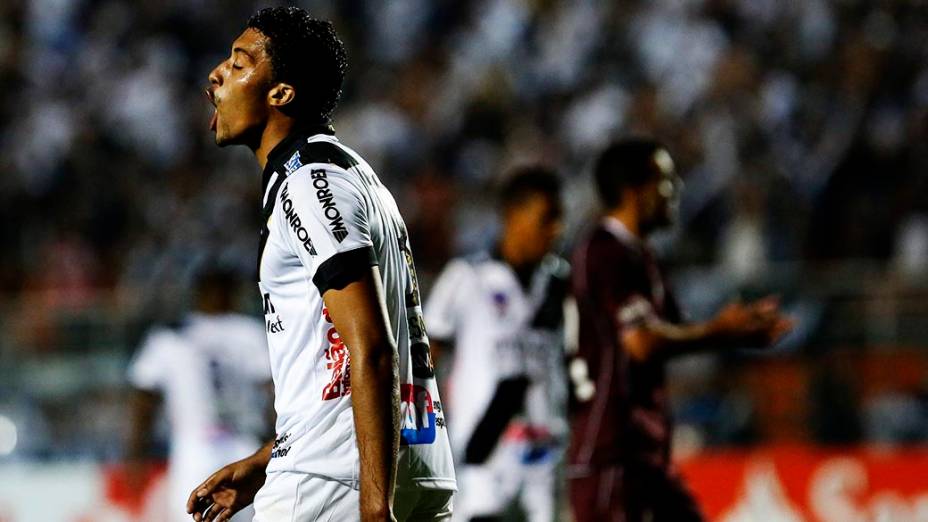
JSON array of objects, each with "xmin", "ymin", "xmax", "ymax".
[
  {"xmin": 567, "ymin": 138, "xmax": 792, "ymax": 521},
  {"xmin": 426, "ymin": 166, "xmax": 568, "ymax": 522},
  {"xmin": 126, "ymin": 268, "xmax": 272, "ymax": 522},
  {"xmin": 190, "ymin": 6, "xmax": 455, "ymax": 521}
]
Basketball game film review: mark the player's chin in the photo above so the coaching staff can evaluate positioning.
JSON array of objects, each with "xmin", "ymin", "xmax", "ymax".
[{"xmin": 214, "ymin": 130, "xmax": 237, "ymax": 147}]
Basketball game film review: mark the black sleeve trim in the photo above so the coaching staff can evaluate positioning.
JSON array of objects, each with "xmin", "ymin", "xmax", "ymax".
[
  {"xmin": 464, "ymin": 375, "xmax": 530, "ymax": 465},
  {"xmin": 313, "ymin": 246, "xmax": 378, "ymax": 295}
]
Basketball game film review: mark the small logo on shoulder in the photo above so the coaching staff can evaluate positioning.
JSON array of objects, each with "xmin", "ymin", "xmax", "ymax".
[{"xmin": 283, "ymin": 152, "xmax": 303, "ymax": 175}]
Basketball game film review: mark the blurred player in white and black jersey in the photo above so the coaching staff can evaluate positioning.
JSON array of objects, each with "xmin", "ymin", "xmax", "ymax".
[
  {"xmin": 189, "ymin": 7, "xmax": 455, "ymax": 522},
  {"xmin": 126, "ymin": 268, "xmax": 273, "ymax": 522},
  {"xmin": 426, "ymin": 167, "xmax": 568, "ymax": 522}
]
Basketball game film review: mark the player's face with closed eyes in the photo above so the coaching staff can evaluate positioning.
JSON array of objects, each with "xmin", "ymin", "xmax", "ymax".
[{"xmin": 207, "ymin": 28, "xmax": 274, "ymax": 147}]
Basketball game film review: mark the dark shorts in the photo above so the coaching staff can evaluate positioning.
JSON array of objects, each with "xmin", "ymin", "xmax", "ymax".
[{"xmin": 568, "ymin": 464, "xmax": 703, "ymax": 522}]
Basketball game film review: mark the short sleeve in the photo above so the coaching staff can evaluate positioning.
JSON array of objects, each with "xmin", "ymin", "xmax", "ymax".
[
  {"xmin": 424, "ymin": 259, "xmax": 473, "ymax": 342},
  {"xmin": 277, "ymin": 165, "xmax": 376, "ymax": 294},
  {"xmin": 127, "ymin": 329, "xmax": 173, "ymax": 391},
  {"xmin": 575, "ymin": 231, "xmax": 651, "ymax": 328}
]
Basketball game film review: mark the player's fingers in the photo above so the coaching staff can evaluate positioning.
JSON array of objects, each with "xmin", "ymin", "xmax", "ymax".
[
  {"xmin": 750, "ymin": 300, "xmax": 781, "ymax": 320},
  {"xmin": 187, "ymin": 469, "xmax": 227, "ymax": 514},
  {"xmin": 187, "ymin": 478, "xmax": 211, "ymax": 513},
  {"xmin": 204, "ymin": 502, "xmax": 229, "ymax": 522},
  {"xmin": 199, "ymin": 503, "xmax": 213, "ymax": 522},
  {"xmin": 205, "ymin": 508, "xmax": 220, "ymax": 522},
  {"xmin": 761, "ymin": 318, "xmax": 791, "ymax": 345},
  {"xmin": 187, "ymin": 488, "xmax": 201, "ymax": 514},
  {"xmin": 772, "ymin": 317, "xmax": 794, "ymax": 340},
  {"xmin": 189, "ymin": 495, "xmax": 212, "ymax": 520},
  {"xmin": 755, "ymin": 295, "xmax": 780, "ymax": 309},
  {"xmin": 215, "ymin": 506, "xmax": 238, "ymax": 522}
]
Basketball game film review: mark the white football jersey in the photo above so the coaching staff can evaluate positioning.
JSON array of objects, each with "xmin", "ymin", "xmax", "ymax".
[
  {"xmin": 257, "ymin": 126, "xmax": 455, "ymax": 491},
  {"xmin": 425, "ymin": 253, "xmax": 570, "ymax": 460},
  {"xmin": 128, "ymin": 312, "xmax": 271, "ymax": 521}
]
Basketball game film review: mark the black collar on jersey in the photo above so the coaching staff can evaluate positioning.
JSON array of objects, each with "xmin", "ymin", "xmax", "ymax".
[
  {"xmin": 491, "ymin": 243, "xmax": 537, "ymax": 291},
  {"xmin": 257, "ymin": 123, "xmax": 334, "ymax": 276},
  {"xmin": 262, "ymin": 123, "xmax": 336, "ymax": 192}
]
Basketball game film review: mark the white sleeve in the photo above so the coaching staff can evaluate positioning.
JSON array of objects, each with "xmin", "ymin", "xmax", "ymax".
[
  {"xmin": 277, "ymin": 165, "xmax": 375, "ymax": 294},
  {"xmin": 127, "ymin": 330, "xmax": 172, "ymax": 391},
  {"xmin": 424, "ymin": 259, "xmax": 472, "ymax": 342}
]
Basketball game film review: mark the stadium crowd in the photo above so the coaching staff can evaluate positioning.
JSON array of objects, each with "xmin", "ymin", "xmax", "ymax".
[{"xmin": 0, "ymin": 0, "xmax": 927, "ymax": 460}]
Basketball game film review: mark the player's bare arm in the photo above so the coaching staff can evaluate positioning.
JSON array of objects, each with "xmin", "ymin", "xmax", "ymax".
[
  {"xmin": 621, "ymin": 296, "xmax": 793, "ymax": 362},
  {"xmin": 186, "ymin": 439, "xmax": 271, "ymax": 522},
  {"xmin": 125, "ymin": 388, "xmax": 160, "ymax": 500},
  {"xmin": 322, "ymin": 265, "xmax": 400, "ymax": 522}
]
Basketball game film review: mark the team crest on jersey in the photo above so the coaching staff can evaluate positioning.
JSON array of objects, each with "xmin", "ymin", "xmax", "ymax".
[
  {"xmin": 283, "ymin": 152, "xmax": 303, "ymax": 175},
  {"xmin": 400, "ymin": 384, "xmax": 437, "ymax": 445},
  {"xmin": 492, "ymin": 291, "xmax": 509, "ymax": 315}
]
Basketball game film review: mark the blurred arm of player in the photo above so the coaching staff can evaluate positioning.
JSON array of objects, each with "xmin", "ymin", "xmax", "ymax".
[
  {"xmin": 621, "ymin": 296, "xmax": 793, "ymax": 363},
  {"xmin": 126, "ymin": 388, "xmax": 161, "ymax": 505},
  {"xmin": 323, "ymin": 266, "xmax": 400, "ymax": 522}
]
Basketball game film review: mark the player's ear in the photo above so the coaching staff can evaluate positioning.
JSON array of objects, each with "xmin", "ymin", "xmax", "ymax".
[{"xmin": 268, "ymin": 82, "xmax": 295, "ymax": 109}]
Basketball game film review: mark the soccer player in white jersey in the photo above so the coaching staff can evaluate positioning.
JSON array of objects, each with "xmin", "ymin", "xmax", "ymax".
[
  {"xmin": 127, "ymin": 268, "xmax": 273, "ymax": 522},
  {"xmin": 188, "ymin": 7, "xmax": 456, "ymax": 522},
  {"xmin": 425, "ymin": 167, "xmax": 568, "ymax": 522}
]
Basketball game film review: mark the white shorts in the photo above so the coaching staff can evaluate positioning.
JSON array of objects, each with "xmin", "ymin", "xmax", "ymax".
[{"xmin": 253, "ymin": 471, "xmax": 454, "ymax": 521}]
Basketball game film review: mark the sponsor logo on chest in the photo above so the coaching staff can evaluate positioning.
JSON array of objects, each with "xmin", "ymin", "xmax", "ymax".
[
  {"xmin": 262, "ymin": 293, "xmax": 285, "ymax": 334},
  {"xmin": 310, "ymin": 169, "xmax": 349, "ymax": 243}
]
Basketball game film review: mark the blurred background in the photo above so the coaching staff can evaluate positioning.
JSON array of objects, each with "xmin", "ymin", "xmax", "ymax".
[{"xmin": 0, "ymin": 0, "xmax": 927, "ymax": 520}]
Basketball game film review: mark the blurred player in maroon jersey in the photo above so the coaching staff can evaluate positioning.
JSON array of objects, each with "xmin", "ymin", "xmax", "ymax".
[{"xmin": 566, "ymin": 138, "xmax": 792, "ymax": 521}]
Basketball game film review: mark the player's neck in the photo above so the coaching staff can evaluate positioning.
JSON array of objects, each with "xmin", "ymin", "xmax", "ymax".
[
  {"xmin": 254, "ymin": 117, "xmax": 298, "ymax": 170},
  {"xmin": 498, "ymin": 231, "xmax": 532, "ymax": 271},
  {"xmin": 607, "ymin": 207, "xmax": 643, "ymax": 239}
]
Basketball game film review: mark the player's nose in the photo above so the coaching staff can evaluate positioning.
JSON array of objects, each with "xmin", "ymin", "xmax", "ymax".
[{"xmin": 208, "ymin": 64, "xmax": 223, "ymax": 88}]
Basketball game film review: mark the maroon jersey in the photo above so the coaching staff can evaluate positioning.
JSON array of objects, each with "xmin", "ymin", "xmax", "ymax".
[{"xmin": 567, "ymin": 217, "xmax": 681, "ymax": 473}]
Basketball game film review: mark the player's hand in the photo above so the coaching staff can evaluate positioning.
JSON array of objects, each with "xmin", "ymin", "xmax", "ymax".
[
  {"xmin": 711, "ymin": 296, "xmax": 793, "ymax": 348},
  {"xmin": 186, "ymin": 456, "xmax": 265, "ymax": 522}
]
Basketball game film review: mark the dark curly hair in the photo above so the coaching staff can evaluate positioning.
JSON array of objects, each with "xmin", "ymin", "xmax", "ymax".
[{"xmin": 247, "ymin": 7, "xmax": 348, "ymax": 124}]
